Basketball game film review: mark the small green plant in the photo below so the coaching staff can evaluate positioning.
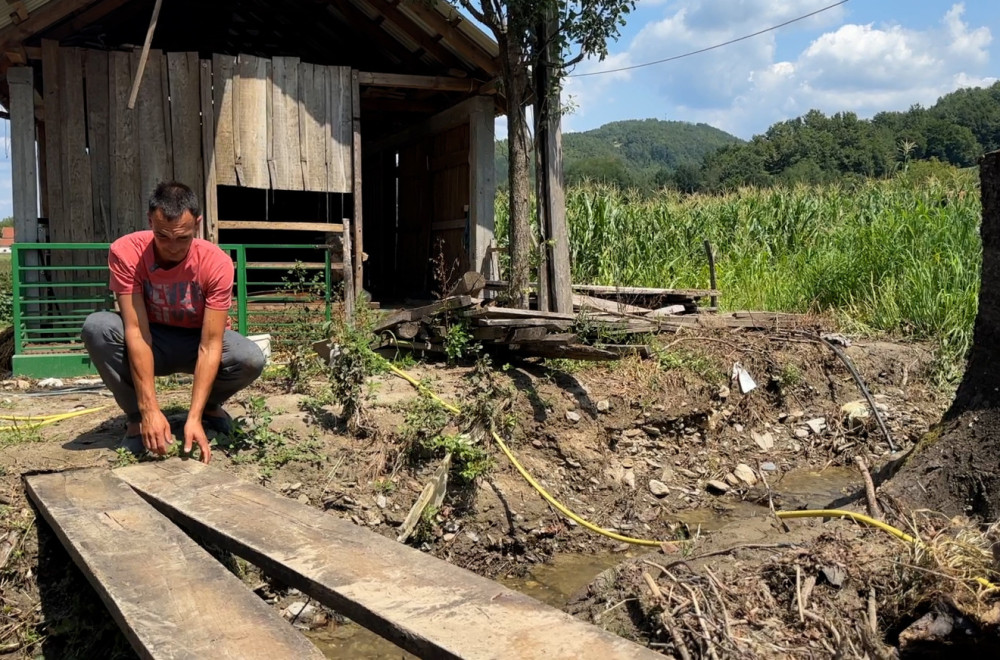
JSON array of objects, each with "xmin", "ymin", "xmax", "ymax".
[
  {"xmin": 230, "ymin": 396, "xmax": 324, "ymax": 481},
  {"xmin": 373, "ymin": 478, "xmax": 396, "ymax": 494},
  {"xmin": 777, "ymin": 363, "xmax": 803, "ymax": 388},
  {"xmin": 113, "ymin": 447, "xmax": 139, "ymax": 468},
  {"xmin": 651, "ymin": 344, "xmax": 724, "ymax": 383},
  {"xmin": 0, "ymin": 423, "xmax": 42, "ymax": 446},
  {"xmin": 443, "ymin": 318, "xmax": 480, "ymax": 364},
  {"xmin": 425, "ymin": 433, "xmax": 492, "ymax": 483},
  {"xmin": 325, "ymin": 304, "xmax": 384, "ymax": 435}
]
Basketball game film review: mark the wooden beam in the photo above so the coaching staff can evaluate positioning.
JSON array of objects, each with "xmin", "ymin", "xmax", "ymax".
[
  {"xmin": 218, "ymin": 221, "xmax": 345, "ymax": 233},
  {"xmin": 8, "ymin": 65, "xmax": 38, "ymax": 315},
  {"xmin": 351, "ymin": 69, "xmax": 363, "ymax": 288},
  {"xmin": 25, "ymin": 469, "xmax": 325, "ymax": 660},
  {"xmin": 41, "ymin": 0, "xmax": 134, "ymax": 42},
  {"xmin": 115, "ymin": 461, "xmax": 663, "ymax": 660},
  {"xmin": 127, "ymin": 0, "xmax": 163, "ymax": 110},
  {"xmin": 397, "ymin": 1, "xmax": 499, "ymax": 74},
  {"xmin": 356, "ymin": 71, "xmax": 478, "ymax": 92},
  {"xmin": 468, "ymin": 96, "xmax": 495, "ymax": 279},
  {"xmin": 363, "ymin": 0, "xmax": 468, "ymax": 72},
  {"xmin": 0, "ymin": 0, "xmax": 103, "ymax": 49}
]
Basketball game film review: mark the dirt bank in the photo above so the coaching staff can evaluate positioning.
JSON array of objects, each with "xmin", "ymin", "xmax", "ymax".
[{"xmin": 0, "ymin": 327, "xmax": 959, "ymax": 657}]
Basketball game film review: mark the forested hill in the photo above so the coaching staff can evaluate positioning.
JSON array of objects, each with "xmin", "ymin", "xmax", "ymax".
[
  {"xmin": 691, "ymin": 81, "xmax": 1000, "ymax": 191},
  {"xmin": 494, "ymin": 119, "xmax": 742, "ymax": 189}
]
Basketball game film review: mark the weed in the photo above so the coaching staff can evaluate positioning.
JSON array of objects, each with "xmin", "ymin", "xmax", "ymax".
[
  {"xmin": 325, "ymin": 303, "xmax": 383, "ymax": 435},
  {"xmin": 112, "ymin": 448, "xmax": 139, "ymax": 468},
  {"xmin": 443, "ymin": 318, "xmax": 479, "ymax": 364},
  {"xmin": 652, "ymin": 344, "xmax": 724, "ymax": 383},
  {"xmin": 543, "ymin": 358, "xmax": 588, "ymax": 374},
  {"xmin": 0, "ymin": 423, "xmax": 42, "ymax": 446},
  {"xmin": 424, "ymin": 433, "xmax": 492, "ymax": 483},
  {"xmin": 461, "ymin": 355, "xmax": 516, "ymax": 442},
  {"xmin": 777, "ymin": 363, "xmax": 803, "ymax": 388},
  {"xmin": 373, "ymin": 478, "xmax": 396, "ymax": 494},
  {"xmin": 230, "ymin": 396, "xmax": 324, "ymax": 481}
]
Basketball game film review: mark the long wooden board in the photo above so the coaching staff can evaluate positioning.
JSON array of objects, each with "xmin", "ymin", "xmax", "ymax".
[
  {"xmin": 116, "ymin": 460, "xmax": 663, "ymax": 660},
  {"xmin": 25, "ymin": 469, "xmax": 325, "ymax": 660}
]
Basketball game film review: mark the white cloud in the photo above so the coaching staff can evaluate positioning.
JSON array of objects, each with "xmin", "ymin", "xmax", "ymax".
[{"xmin": 567, "ymin": 2, "xmax": 995, "ymax": 139}]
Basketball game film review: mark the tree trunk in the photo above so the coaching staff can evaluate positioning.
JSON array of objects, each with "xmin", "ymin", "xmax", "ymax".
[
  {"xmin": 500, "ymin": 34, "xmax": 533, "ymax": 309},
  {"xmin": 886, "ymin": 150, "xmax": 1000, "ymax": 518}
]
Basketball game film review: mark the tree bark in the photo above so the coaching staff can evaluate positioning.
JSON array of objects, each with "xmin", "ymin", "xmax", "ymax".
[
  {"xmin": 499, "ymin": 34, "xmax": 533, "ymax": 309},
  {"xmin": 886, "ymin": 150, "xmax": 1000, "ymax": 518}
]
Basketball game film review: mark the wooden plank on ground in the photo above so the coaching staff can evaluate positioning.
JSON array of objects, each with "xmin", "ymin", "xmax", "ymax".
[
  {"xmin": 212, "ymin": 53, "xmax": 238, "ymax": 187},
  {"xmin": 572, "ymin": 284, "xmax": 718, "ymax": 298},
  {"xmin": 84, "ymin": 49, "xmax": 112, "ymax": 243},
  {"xmin": 136, "ymin": 49, "xmax": 172, "ymax": 199},
  {"xmin": 470, "ymin": 306, "xmax": 577, "ymax": 321},
  {"xmin": 24, "ymin": 469, "xmax": 325, "ymax": 660},
  {"xmin": 109, "ymin": 49, "xmax": 142, "ymax": 233},
  {"xmin": 298, "ymin": 62, "xmax": 327, "ymax": 192},
  {"xmin": 372, "ymin": 295, "xmax": 474, "ymax": 332},
  {"xmin": 573, "ymin": 294, "xmax": 650, "ymax": 315},
  {"xmin": 115, "ymin": 460, "xmax": 663, "ymax": 660},
  {"xmin": 167, "ymin": 51, "xmax": 204, "ymax": 200},
  {"xmin": 236, "ymin": 54, "xmax": 269, "ymax": 188},
  {"xmin": 270, "ymin": 56, "xmax": 303, "ymax": 191}
]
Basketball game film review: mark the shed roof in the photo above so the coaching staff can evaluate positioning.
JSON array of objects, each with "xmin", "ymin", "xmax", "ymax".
[{"xmin": 0, "ymin": 0, "xmax": 499, "ymax": 82}]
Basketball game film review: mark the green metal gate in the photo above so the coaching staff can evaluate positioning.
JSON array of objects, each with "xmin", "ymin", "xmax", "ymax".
[{"xmin": 10, "ymin": 242, "xmax": 335, "ymax": 378}]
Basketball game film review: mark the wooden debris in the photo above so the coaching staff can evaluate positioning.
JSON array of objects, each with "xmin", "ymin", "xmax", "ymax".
[
  {"xmin": 372, "ymin": 295, "xmax": 475, "ymax": 333},
  {"xmin": 397, "ymin": 453, "xmax": 451, "ymax": 543},
  {"xmin": 647, "ymin": 305, "xmax": 686, "ymax": 318},
  {"xmin": 572, "ymin": 294, "xmax": 650, "ymax": 315}
]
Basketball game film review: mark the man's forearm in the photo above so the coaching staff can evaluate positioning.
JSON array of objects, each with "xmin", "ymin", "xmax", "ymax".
[
  {"xmin": 189, "ymin": 343, "xmax": 222, "ymax": 420},
  {"xmin": 124, "ymin": 329, "xmax": 158, "ymax": 415}
]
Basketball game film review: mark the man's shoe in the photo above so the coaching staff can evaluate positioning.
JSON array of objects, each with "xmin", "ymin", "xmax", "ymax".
[
  {"xmin": 202, "ymin": 410, "xmax": 236, "ymax": 446},
  {"xmin": 119, "ymin": 433, "xmax": 146, "ymax": 456}
]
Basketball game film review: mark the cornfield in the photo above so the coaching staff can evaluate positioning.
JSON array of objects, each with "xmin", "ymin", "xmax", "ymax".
[{"xmin": 495, "ymin": 169, "xmax": 982, "ymax": 373}]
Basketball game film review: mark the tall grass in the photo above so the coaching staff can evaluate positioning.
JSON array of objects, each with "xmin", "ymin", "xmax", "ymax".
[{"xmin": 495, "ymin": 167, "xmax": 982, "ymax": 374}]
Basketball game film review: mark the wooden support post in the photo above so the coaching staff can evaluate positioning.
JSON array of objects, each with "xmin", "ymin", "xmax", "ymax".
[
  {"xmin": 200, "ymin": 59, "xmax": 219, "ymax": 242},
  {"xmin": 534, "ymin": 12, "xmax": 572, "ymax": 314},
  {"xmin": 351, "ymin": 70, "xmax": 364, "ymax": 289},
  {"xmin": 468, "ymin": 96, "xmax": 496, "ymax": 280},
  {"xmin": 127, "ymin": 0, "xmax": 162, "ymax": 110},
  {"xmin": 8, "ymin": 65, "xmax": 39, "ymax": 318},
  {"xmin": 704, "ymin": 240, "xmax": 718, "ymax": 309},
  {"xmin": 342, "ymin": 219, "xmax": 355, "ymax": 320}
]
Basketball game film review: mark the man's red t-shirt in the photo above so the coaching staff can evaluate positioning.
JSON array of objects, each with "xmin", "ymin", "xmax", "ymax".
[{"xmin": 108, "ymin": 231, "xmax": 234, "ymax": 328}]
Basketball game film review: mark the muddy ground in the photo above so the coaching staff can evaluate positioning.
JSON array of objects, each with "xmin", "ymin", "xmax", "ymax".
[{"xmin": 0, "ymin": 324, "xmax": 979, "ymax": 658}]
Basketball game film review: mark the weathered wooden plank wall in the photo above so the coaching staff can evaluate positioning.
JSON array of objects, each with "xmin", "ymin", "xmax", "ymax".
[{"xmin": 38, "ymin": 47, "xmax": 355, "ymax": 248}]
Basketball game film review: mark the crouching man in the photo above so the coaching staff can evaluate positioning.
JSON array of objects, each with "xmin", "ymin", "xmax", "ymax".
[{"xmin": 82, "ymin": 182, "xmax": 264, "ymax": 463}]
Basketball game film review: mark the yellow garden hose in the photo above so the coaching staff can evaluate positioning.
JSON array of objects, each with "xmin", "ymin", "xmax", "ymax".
[
  {"xmin": 386, "ymin": 363, "xmax": 1000, "ymax": 588},
  {"xmin": 0, "ymin": 406, "xmax": 108, "ymax": 432}
]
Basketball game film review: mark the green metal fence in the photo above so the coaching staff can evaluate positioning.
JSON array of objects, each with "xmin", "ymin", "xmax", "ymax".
[{"xmin": 10, "ymin": 242, "xmax": 335, "ymax": 378}]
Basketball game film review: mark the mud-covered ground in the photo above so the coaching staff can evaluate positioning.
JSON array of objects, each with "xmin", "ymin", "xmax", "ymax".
[{"xmin": 0, "ymin": 326, "xmax": 966, "ymax": 658}]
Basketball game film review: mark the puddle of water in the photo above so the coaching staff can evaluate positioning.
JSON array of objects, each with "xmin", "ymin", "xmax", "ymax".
[
  {"xmin": 775, "ymin": 466, "xmax": 860, "ymax": 507},
  {"xmin": 498, "ymin": 552, "xmax": 629, "ymax": 607},
  {"xmin": 672, "ymin": 500, "xmax": 768, "ymax": 532},
  {"xmin": 306, "ymin": 623, "xmax": 416, "ymax": 659}
]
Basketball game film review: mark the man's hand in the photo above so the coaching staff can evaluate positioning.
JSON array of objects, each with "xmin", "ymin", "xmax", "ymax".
[
  {"xmin": 183, "ymin": 418, "xmax": 212, "ymax": 464},
  {"xmin": 141, "ymin": 409, "xmax": 173, "ymax": 455}
]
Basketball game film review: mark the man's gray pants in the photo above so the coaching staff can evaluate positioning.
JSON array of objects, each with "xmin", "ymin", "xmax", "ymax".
[{"xmin": 81, "ymin": 311, "xmax": 266, "ymax": 423}]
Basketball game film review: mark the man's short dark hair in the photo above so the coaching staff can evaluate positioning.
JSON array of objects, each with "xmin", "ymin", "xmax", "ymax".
[{"xmin": 148, "ymin": 181, "xmax": 201, "ymax": 219}]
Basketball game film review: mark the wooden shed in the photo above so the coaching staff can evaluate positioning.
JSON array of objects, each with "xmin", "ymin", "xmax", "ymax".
[{"xmin": 0, "ymin": 0, "xmax": 501, "ymax": 308}]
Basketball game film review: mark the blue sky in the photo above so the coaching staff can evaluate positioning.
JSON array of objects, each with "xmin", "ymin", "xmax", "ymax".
[
  {"xmin": 0, "ymin": 1, "xmax": 996, "ymax": 220},
  {"xmin": 559, "ymin": 0, "xmax": 997, "ymax": 138}
]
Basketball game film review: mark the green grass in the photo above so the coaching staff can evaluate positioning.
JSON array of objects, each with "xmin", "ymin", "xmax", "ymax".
[{"xmin": 496, "ymin": 165, "xmax": 982, "ymax": 377}]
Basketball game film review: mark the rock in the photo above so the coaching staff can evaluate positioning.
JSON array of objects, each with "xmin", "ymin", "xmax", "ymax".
[
  {"xmin": 761, "ymin": 462, "xmax": 778, "ymax": 472},
  {"xmin": 660, "ymin": 466, "xmax": 675, "ymax": 482},
  {"xmin": 624, "ymin": 428, "xmax": 643, "ymax": 438},
  {"xmin": 806, "ymin": 418, "xmax": 827, "ymax": 435},
  {"xmin": 751, "ymin": 431, "xmax": 775, "ymax": 451},
  {"xmin": 724, "ymin": 473, "xmax": 740, "ymax": 488},
  {"xmin": 794, "ymin": 428, "xmax": 809, "ymax": 439},
  {"xmin": 642, "ymin": 426, "xmax": 662, "ymax": 438},
  {"xmin": 734, "ymin": 464, "xmax": 757, "ymax": 486},
  {"xmin": 376, "ymin": 494, "xmax": 387, "ymax": 509},
  {"xmin": 297, "ymin": 494, "xmax": 310, "ymax": 505},
  {"xmin": 734, "ymin": 423, "xmax": 745, "ymax": 433},
  {"xmin": 706, "ymin": 480, "xmax": 730, "ymax": 495},
  {"xmin": 620, "ymin": 458, "xmax": 635, "ymax": 469},
  {"xmin": 532, "ymin": 439, "xmax": 544, "ymax": 448},
  {"xmin": 597, "ymin": 400, "xmax": 611, "ymax": 413},
  {"xmin": 785, "ymin": 410, "xmax": 805, "ymax": 423},
  {"xmin": 565, "ymin": 457, "xmax": 582, "ymax": 469},
  {"xmin": 821, "ymin": 565, "xmax": 847, "ymax": 588},
  {"xmin": 717, "ymin": 385, "xmax": 730, "ymax": 400},
  {"xmin": 290, "ymin": 482, "xmax": 303, "ymax": 492},
  {"xmin": 443, "ymin": 533, "xmax": 456, "ymax": 542},
  {"xmin": 566, "ymin": 411, "xmax": 581, "ymax": 423},
  {"xmin": 648, "ymin": 480, "xmax": 670, "ymax": 497},
  {"xmin": 283, "ymin": 602, "xmax": 317, "ymax": 621},
  {"xmin": 623, "ymin": 471, "xmax": 636, "ymax": 490},
  {"xmin": 38, "ymin": 378, "xmax": 64, "ymax": 388},
  {"xmin": 678, "ymin": 468, "xmax": 699, "ymax": 479}
]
